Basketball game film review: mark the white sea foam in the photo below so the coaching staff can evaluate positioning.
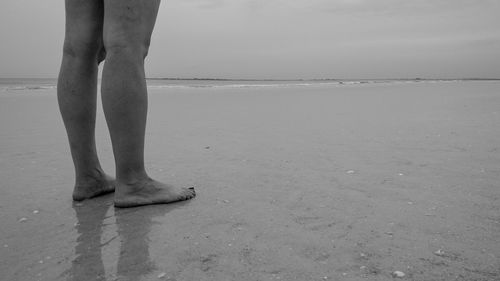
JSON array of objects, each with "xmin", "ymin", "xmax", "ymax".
[
  {"xmin": 3, "ymin": 85, "xmax": 57, "ymax": 91},
  {"xmin": 0, "ymin": 78, "xmax": 58, "ymax": 92},
  {"xmin": 145, "ymin": 82, "xmax": 342, "ymax": 89}
]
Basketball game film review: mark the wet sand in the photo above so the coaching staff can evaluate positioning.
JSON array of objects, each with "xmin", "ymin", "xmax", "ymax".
[{"xmin": 1, "ymin": 81, "xmax": 499, "ymax": 280}]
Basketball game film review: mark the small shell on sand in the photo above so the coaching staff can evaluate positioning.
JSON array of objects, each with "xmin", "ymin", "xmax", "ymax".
[
  {"xmin": 392, "ymin": 271, "xmax": 405, "ymax": 278},
  {"xmin": 434, "ymin": 249, "xmax": 445, "ymax": 256},
  {"xmin": 346, "ymin": 170, "xmax": 355, "ymax": 174},
  {"xmin": 19, "ymin": 217, "xmax": 27, "ymax": 222},
  {"xmin": 157, "ymin": 272, "xmax": 166, "ymax": 278}
]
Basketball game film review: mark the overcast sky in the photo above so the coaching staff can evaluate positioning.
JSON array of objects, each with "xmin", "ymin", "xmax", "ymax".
[{"xmin": 0, "ymin": 0, "xmax": 499, "ymax": 79}]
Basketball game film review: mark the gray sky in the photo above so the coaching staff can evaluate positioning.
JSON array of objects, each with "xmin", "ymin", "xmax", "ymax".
[{"xmin": 1, "ymin": 0, "xmax": 499, "ymax": 79}]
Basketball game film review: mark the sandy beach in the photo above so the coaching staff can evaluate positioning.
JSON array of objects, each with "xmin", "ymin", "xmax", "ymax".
[{"xmin": 1, "ymin": 81, "xmax": 499, "ymax": 281}]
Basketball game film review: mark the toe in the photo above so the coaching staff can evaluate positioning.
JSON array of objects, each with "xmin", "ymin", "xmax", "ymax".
[{"xmin": 183, "ymin": 187, "xmax": 196, "ymax": 200}]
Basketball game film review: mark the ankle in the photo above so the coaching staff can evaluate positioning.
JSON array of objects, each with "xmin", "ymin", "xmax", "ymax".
[
  {"xmin": 75, "ymin": 168, "xmax": 106, "ymax": 185},
  {"xmin": 116, "ymin": 170, "xmax": 150, "ymax": 185}
]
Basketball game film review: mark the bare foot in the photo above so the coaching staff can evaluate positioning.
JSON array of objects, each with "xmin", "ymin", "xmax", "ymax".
[
  {"xmin": 114, "ymin": 178, "xmax": 196, "ymax": 208},
  {"xmin": 73, "ymin": 173, "xmax": 116, "ymax": 201}
]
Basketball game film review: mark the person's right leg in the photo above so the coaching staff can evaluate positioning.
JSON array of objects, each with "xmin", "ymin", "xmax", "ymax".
[
  {"xmin": 101, "ymin": 0, "xmax": 195, "ymax": 207},
  {"xmin": 58, "ymin": 0, "xmax": 114, "ymax": 201}
]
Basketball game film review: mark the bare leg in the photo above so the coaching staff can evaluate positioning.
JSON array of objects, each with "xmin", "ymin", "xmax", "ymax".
[
  {"xmin": 101, "ymin": 0, "xmax": 195, "ymax": 207},
  {"xmin": 58, "ymin": 0, "xmax": 114, "ymax": 201}
]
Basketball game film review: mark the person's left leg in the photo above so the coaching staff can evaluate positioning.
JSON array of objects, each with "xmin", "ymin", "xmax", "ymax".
[
  {"xmin": 101, "ymin": 0, "xmax": 195, "ymax": 207},
  {"xmin": 57, "ymin": 0, "xmax": 114, "ymax": 201}
]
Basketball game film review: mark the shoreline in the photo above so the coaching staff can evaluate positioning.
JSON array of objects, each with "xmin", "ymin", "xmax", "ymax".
[{"xmin": 1, "ymin": 78, "xmax": 500, "ymax": 93}]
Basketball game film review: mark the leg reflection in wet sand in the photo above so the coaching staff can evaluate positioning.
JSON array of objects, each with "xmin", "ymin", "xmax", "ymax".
[
  {"xmin": 68, "ymin": 196, "xmax": 185, "ymax": 280},
  {"xmin": 68, "ymin": 198, "xmax": 111, "ymax": 281},
  {"xmin": 115, "ymin": 207, "xmax": 163, "ymax": 280}
]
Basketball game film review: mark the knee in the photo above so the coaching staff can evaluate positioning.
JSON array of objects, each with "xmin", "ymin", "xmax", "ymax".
[
  {"xmin": 63, "ymin": 35, "xmax": 104, "ymax": 63},
  {"xmin": 103, "ymin": 37, "xmax": 151, "ymax": 61}
]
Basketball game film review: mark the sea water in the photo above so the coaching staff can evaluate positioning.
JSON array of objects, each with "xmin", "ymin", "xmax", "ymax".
[{"xmin": 0, "ymin": 77, "xmax": 477, "ymax": 93}]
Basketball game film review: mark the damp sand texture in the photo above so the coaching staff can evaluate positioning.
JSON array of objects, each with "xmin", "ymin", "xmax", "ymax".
[{"xmin": 0, "ymin": 81, "xmax": 499, "ymax": 280}]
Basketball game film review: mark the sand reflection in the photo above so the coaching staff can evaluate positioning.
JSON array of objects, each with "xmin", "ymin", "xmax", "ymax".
[
  {"xmin": 68, "ymin": 197, "xmax": 111, "ymax": 281},
  {"xmin": 69, "ymin": 197, "xmax": 181, "ymax": 281}
]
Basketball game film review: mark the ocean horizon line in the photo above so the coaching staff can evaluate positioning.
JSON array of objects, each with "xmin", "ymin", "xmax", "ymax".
[
  {"xmin": 1, "ymin": 77, "xmax": 499, "ymax": 81},
  {"xmin": 145, "ymin": 77, "xmax": 500, "ymax": 81}
]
